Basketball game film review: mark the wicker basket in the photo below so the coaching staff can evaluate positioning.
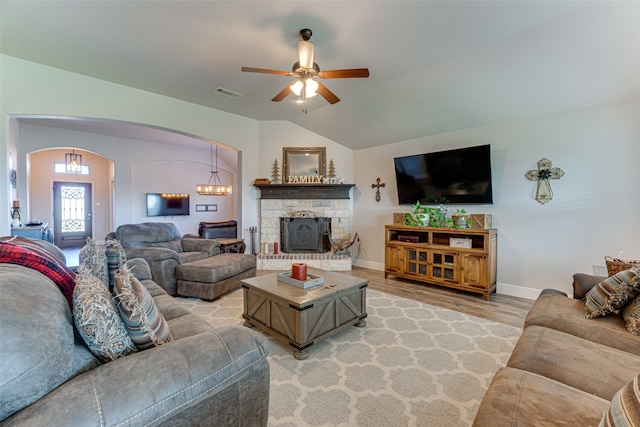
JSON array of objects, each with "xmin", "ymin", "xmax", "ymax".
[{"xmin": 605, "ymin": 256, "xmax": 640, "ymax": 276}]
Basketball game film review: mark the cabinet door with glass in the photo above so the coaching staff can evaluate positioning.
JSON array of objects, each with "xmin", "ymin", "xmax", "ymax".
[
  {"xmin": 429, "ymin": 250, "xmax": 459, "ymax": 284},
  {"xmin": 406, "ymin": 248, "xmax": 429, "ymax": 278}
]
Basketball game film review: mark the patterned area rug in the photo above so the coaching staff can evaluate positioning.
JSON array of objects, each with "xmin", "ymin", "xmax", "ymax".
[{"xmin": 176, "ymin": 288, "xmax": 521, "ymax": 427}]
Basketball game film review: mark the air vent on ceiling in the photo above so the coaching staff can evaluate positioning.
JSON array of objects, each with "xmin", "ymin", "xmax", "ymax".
[{"xmin": 215, "ymin": 87, "xmax": 242, "ymax": 98}]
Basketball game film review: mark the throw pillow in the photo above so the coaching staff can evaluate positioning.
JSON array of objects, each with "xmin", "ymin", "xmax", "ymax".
[
  {"xmin": 73, "ymin": 269, "xmax": 137, "ymax": 362},
  {"xmin": 78, "ymin": 238, "xmax": 108, "ymax": 286},
  {"xmin": 623, "ymin": 295, "xmax": 640, "ymax": 336},
  {"xmin": 600, "ymin": 374, "xmax": 640, "ymax": 427},
  {"xmin": 114, "ymin": 266, "xmax": 172, "ymax": 350},
  {"xmin": 584, "ymin": 268, "xmax": 640, "ymax": 319},
  {"xmin": 105, "ymin": 239, "xmax": 126, "ymax": 291}
]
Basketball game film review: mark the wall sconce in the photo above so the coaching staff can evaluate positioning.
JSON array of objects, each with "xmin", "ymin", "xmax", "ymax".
[{"xmin": 11, "ymin": 200, "xmax": 21, "ymax": 227}]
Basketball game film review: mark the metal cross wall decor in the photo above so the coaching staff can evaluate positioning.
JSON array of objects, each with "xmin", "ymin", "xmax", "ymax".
[
  {"xmin": 525, "ymin": 158, "xmax": 565, "ymax": 204},
  {"xmin": 371, "ymin": 177, "xmax": 385, "ymax": 203}
]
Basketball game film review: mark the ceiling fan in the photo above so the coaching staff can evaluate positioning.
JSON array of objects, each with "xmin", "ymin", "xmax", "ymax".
[{"xmin": 241, "ymin": 28, "xmax": 369, "ymax": 106}]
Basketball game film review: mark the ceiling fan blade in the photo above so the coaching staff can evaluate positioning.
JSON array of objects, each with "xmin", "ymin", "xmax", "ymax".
[
  {"xmin": 271, "ymin": 85, "xmax": 291, "ymax": 102},
  {"xmin": 316, "ymin": 82, "xmax": 340, "ymax": 104},
  {"xmin": 318, "ymin": 68, "xmax": 370, "ymax": 79},
  {"xmin": 297, "ymin": 40, "xmax": 315, "ymax": 69},
  {"xmin": 241, "ymin": 67, "xmax": 292, "ymax": 76}
]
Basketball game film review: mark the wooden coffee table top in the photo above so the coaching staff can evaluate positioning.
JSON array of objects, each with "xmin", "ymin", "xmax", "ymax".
[{"xmin": 241, "ymin": 267, "xmax": 368, "ymax": 308}]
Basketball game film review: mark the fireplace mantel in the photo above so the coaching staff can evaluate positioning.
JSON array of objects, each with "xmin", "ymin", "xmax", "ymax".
[{"xmin": 254, "ymin": 184, "xmax": 355, "ymax": 199}]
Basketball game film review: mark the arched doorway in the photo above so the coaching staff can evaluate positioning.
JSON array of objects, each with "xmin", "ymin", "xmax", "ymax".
[
  {"xmin": 28, "ymin": 148, "xmax": 114, "ymax": 248},
  {"xmin": 15, "ymin": 115, "xmax": 240, "ymax": 247}
]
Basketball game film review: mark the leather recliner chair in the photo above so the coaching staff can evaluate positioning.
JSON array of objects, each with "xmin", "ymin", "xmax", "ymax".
[{"xmin": 108, "ymin": 222, "xmax": 220, "ymax": 295}]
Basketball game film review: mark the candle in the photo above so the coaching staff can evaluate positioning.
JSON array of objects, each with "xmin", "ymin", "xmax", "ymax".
[
  {"xmin": 291, "ymin": 263, "xmax": 307, "ymax": 281},
  {"xmin": 273, "ymin": 242, "xmax": 279, "ymax": 254}
]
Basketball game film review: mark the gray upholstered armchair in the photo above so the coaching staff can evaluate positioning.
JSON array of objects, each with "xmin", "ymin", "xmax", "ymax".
[{"xmin": 109, "ymin": 222, "xmax": 220, "ymax": 295}]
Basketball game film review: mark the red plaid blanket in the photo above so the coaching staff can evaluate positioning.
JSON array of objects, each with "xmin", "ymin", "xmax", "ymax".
[{"xmin": 0, "ymin": 241, "xmax": 75, "ymax": 307}]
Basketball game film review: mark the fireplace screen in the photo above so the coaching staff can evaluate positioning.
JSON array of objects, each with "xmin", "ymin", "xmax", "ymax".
[{"xmin": 280, "ymin": 217, "xmax": 331, "ymax": 253}]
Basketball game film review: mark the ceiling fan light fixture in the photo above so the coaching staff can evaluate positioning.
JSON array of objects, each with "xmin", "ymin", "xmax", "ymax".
[
  {"xmin": 241, "ymin": 27, "xmax": 368, "ymax": 106},
  {"xmin": 290, "ymin": 80, "xmax": 303, "ymax": 96},
  {"xmin": 305, "ymin": 78, "xmax": 318, "ymax": 96},
  {"xmin": 290, "ymin": 78, "xmax": 318, "ymax": 98},
  {"xmin": 297, "ymin": 40, "xmax": 314, "ymax": 69}
]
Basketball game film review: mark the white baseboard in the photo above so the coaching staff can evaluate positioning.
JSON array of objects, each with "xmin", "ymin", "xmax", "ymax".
[
  {"xmin": 496, "ymin": 282, "xmax": 540, "ymax": 300},
  {"xmin": 353, "ymin": 259, "xmax": 385, "ymax": 271}
]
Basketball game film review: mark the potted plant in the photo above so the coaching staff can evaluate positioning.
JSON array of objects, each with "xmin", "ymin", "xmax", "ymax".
[
  {"xmin": 405, "ymin": 202, "xmax": 450, "ymax": 228},
  {"xmin": 404, "ymin": 201, "xmax": 430, "ymax": 226},
  {"xmin": 427, "ymin": 205, "xmax": 448, "ymax": 227},
  {"xmin": 451, "ymin": 209, "xmax": 470, "ymax": 228}
]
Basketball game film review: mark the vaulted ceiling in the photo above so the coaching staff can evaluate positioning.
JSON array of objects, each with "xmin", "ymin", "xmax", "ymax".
[{"xmin": 2, "ymin": 1, "xmax": 639, "ymax": 150}]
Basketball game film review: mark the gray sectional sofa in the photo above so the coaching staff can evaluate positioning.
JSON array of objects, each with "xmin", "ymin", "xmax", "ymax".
[
  {"xmin": 473, "ymin": 273, "xmax": 640, "ymax": 426},
  {"xmin": 0, "ymin": 237, "xmax": 270, "ymax": 426}
]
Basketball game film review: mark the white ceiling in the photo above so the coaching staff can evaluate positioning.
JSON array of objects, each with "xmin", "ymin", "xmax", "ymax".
[{"xmin": 2, "ymin": 1, "xmax": 640, "ymax": 151}]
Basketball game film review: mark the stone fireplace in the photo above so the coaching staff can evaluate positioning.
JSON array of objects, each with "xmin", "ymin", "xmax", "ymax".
[{"xmin": 255, "ymin": 184, "xmax": 355, "ymax": 271}]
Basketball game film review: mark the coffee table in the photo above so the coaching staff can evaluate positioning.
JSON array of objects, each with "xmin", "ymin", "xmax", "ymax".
[{"xmin": 241, "ymin": 268, "xmax": 368, "ymax": 360}]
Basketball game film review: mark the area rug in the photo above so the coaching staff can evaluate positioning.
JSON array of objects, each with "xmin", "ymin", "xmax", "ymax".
[{"xmin": 177, "ymin": 288, "xmax": 521, "ymax": 427}]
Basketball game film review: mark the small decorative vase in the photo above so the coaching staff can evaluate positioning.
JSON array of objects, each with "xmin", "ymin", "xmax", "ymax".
[
  {"xmin": 452, "ymin": 215, "xmax": 468, "ymax": 228},
  {"xmin": 415, "ymin": 213, "xmax": 429, "ymax": 226}
]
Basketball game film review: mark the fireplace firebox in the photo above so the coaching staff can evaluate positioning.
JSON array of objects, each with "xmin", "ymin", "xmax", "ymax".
[{"xmin": 280, "ymin": 217, "xmax": 331, "ymax": 253}]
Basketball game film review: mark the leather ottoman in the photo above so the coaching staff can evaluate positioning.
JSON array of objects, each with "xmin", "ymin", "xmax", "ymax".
[{"xmin": 176, "ymin": 253, "xmax": 256, "ymax": 301}]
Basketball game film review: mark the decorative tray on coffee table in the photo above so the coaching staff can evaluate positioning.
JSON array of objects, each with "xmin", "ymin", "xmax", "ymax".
[{"xmin": 277, "ymin": 272, "xmax": 324, "ymax": 289}]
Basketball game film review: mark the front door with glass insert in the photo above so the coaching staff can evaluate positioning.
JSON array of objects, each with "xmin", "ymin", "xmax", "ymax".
[{"xmin": 53, "ymin": 181, "xmax": 92, "ymax": 248}]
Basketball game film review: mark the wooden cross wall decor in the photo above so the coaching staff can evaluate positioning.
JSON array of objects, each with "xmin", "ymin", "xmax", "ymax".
[
  {"xmin": 525, "ymin": 158, "xmax": 565, "ymax": 204},
  {"xmin": 371, "ymin": 177, "xmax": 385, "ymax": 203}
]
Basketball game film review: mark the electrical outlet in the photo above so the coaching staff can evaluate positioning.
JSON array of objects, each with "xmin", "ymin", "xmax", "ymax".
[{"xmin": 592, "ymin": 265, "xmax": 607, "ymax": 276}]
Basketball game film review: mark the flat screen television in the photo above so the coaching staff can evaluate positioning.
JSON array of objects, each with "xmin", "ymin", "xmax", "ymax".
[
  {"xmin": 394, "ymin": 144, "xmax": 493, "ymax": 205},
  {"xmin": 146, "ymin": 193, "xmax": 190, "ymax": 217}
]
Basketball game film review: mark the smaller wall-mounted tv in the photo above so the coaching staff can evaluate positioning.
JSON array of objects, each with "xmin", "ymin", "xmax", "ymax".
[
  {"xmin": 146, "ymin": 193, "xmax": 190, "ymax": 217},
  {"xmin": 394, "ymin": 144, "xmax": 493, "ymax": 205}
]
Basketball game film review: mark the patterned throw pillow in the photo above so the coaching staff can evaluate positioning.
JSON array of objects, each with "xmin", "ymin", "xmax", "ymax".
[
  {"xmin": 114, "ymin": 266, "xmax": 172, "ymax": 350},
  {"xmin": 600, "ymin": 374, "xmax": 640, "ymax": 427},
  {"xmin": 105, "ymin": 239, "xmax": 126, "ymax": 291},
  {"xmin": 73, "ymin": 270, "xmax": 137, "ymax": 362},
  {"xmin": 584, "ymin": 268, "xmax": 640, "ymax": 319},
  {"xmin": 623, "ymin": 295, "xmax": 640, "ymax": 336},
  {"xmin": 78, "ymin": 238, "xmax": 108, "ymax": 286}
]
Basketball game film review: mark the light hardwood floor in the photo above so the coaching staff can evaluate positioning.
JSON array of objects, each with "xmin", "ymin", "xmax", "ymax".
[
  {"xmin": 339, "ymin": 266, "xmax": 533, "ymax": 329},
  {"xmin": 258, "ymin": 266, "xmax": 534, "ymax": 329}
]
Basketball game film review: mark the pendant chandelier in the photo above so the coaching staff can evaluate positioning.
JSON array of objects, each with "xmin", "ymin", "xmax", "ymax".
[
  {"xmin": 196, "ymin": 144, "xmax": 232, "ymax": 196},
  {"xmin": 65, "ymin": 149, "xmax": 83, "ymax": 173}
]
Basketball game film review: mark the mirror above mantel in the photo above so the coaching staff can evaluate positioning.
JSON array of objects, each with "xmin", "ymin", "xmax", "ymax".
[{"xmin": 282, "ymin": 147, "xmax": 326, "ymax": 183}]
